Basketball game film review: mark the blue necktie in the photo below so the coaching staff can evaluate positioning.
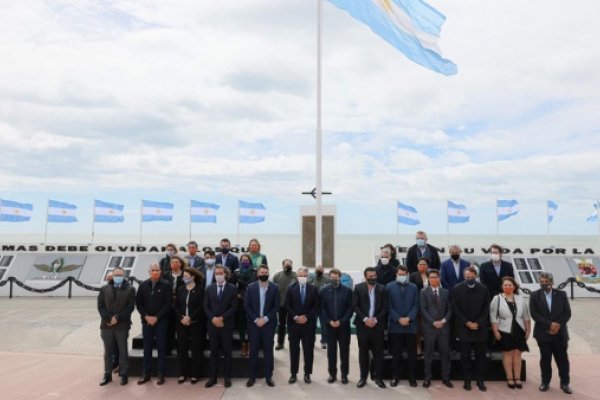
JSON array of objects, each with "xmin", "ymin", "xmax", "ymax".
[
  {"xmin": 218, "ymin": 285, "xmax": 223, "ymax": 301},
  {"xmin": 301, "ymin": 285, "xmax": 306, "ymax": 305}
]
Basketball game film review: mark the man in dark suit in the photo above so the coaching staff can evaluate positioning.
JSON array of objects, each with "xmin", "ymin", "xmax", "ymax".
[
  {"xmin": 135, "ymin": 263, "xmax": 172, "ymax": 385},
  {"xmin": 452, "ymin": 266, "xmax": 490, "ymax": 392},
  {"xmin": 244, "ymin": 264, "xmax": 280, "ymax": 387},
  {"xmin": 320, "ymin": 268, "xmax": 353, "ymax": 384},
  {"xmin": 440, "ymin": 245, "xmax": 470, "ymax": 291},
  {"xmin": 406, "ymin": 231, "xmax": 441, "ymax": 273},
  {"xmin": 420, "ymin": 269, "xmax": 453, "ymax": 388},
  {"xmin": 216, "ymin": 238, "xmax": 239, "ymax": 272},
  {"xmin": 353, "ymin": 266, "xmax": 388, "ymax": 389},
  {"xmin": 479, "ymin": 244, "xmax": 514, "ymax": 297},
  {"xmin": 200, "ymin": 250, "xmax": 217, "ymax": 289},
  {"xmin": 530, "ymin": 272, "xmax": 572, "ymax": 394},
  {"xmin": 284, "ymin": 267, "xmax": 319, "ymax": 384},
  {"xmin": 204, "ymin": 265, "xmax": 238, "ymax": 388},
  {"xmin": 184, "ymin": 240, "xmax": 205, "ymax": 269}
]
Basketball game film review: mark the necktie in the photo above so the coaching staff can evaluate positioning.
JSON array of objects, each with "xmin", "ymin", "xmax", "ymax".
[
  {"xmin": 433, "ymin": 289, "xmax": 441, "ymax": 315},
  {"xmin": 218, "ymin": 285, "xmax": 223, "ymax": 301},
  {"xmin": 301, "ymin": 285, "xmax": 306, "ymax": 305}
]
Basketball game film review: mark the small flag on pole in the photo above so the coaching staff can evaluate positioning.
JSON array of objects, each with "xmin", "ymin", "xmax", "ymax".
[
  {"xmin": 497, "ymin": 199, "xmax": 520, "ymax": 221},
  {"xmin": 239, "ymin": 200, "xmax": 266, "ymax": 224},
  {"xmin": 191, "ymin": 201, "xmax": 219, "ymax": 223},
  {"xmin": 94, "ymin": 200, "xmax": 124, "ymax": 223},
  {"xmin": 397, "ymin": 201, "xmax": 420, "ymax": 225},
  {"xmin": 587, "ymin": 203, "xmax": 599, "ymax": 223},
  {"xmin": 447, "ymin": 201, "xmax": 469, "ymax": 223},
  {"xmin": 547, "ymin": 200, "xmax": 558, "ymax": 224},
  {"xmin": 47, "ymin": 200, "xmax": 78, "ymax": 223},
  {"xmin": 0, "ymin": 199, "xmax": 33, "ymax": 222},
  {"xmin": 142, "ymin": 200, "xmax": 174, "ymax": 222}
]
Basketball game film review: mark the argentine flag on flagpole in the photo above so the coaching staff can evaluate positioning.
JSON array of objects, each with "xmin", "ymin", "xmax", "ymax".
[
  {"xmin": 94, "ymin": 200, "xmax": 124, "ymax": 223},
  {"xmin": 497, "ymin": 199, "xmax": 520, "ymax": 222},
  {"xmin": 239, "ymin": 200, "xmax": 266, "ymax": 224},
  {"xmin": 447, "ymin": 201, "xmax": 469, "ymax": 223},
  {"xmin": 191, "ymin": 201, "xmax": 219, "ymax": 223},
  {"xmin": 142, "ymin": 200, "xmax": 174, "ymax": 222},
  {"xmin": 326, "ymin": 0, "xmax": 457, "ymax": 75},
  {"xmin": 547, "ymin": 200, "xmax": 558, "ymax": 224},
  {"xmin": 0, "ymin": 199, "xmax": 33, "ymax": 222},
  {"xmin": 397, "ymin": 201, "xmax": 420, "ymax": 225},
  {"xmin": 47, "ymin": 200, "xmax": 78, "ymax": 223},
  {"xmin": 586, "ymin": 203, "xmax": 599, "ymax": 223}
]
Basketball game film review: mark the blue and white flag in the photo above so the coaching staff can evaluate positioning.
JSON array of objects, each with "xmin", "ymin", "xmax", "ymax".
[
  {"xmin": 47, "ymin": 200, "xmax": 77, "ymax": 223},
  {"xmin": 587, "ymin": 203, "xmax": 599, "ymax": 223},
  {"xmin": 94, "ymin": 200, "xmax": 124, "ymax": 223},
  {"xmin": 497, "ymin": 199, "xmax": 520, "ymax": 221},
  {"xmin": 447, "ymin": 201, "xmax": 469, "ymax": 223},
  {"xmin": 397, "ymin": 201, "xmax": 420, "ymax": 225},
  {"xmin": 0, "ymin": 199, "xmax": 33, "ymax": 222},
  {"xmin": 239, "ymin": 200, "xmax": 266, "ymax": 224},
  {"xmin": 142, "ymin": 200, "xmax": 174, "ymax": 222},
  {"xmin": 191, "ymin": 200, "xmax": 219, "ymax": 223},
  {"xmin": 326, "ymin": 0, "xmax": 457, "ymax": 75},
  {"xmin": 547, "ymin": 200, "xmax": 558, "ymax": 224}
]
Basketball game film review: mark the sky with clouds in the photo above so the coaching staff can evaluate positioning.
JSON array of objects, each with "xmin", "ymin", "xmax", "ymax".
[{"xmin": 1, "ymin": 0, "xmax": 600, "ymax": 238}]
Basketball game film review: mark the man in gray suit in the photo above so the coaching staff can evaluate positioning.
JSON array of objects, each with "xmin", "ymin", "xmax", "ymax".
[{"xmin": 420, "ymin": 269, "xmax": 453, "ymax": 388}]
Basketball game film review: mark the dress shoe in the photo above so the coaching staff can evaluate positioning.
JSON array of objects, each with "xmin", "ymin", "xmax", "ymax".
[
  {"xmin": 224, "ymin": 378, "xmax": 232, "ymax": 388},
  {"xmin": 357, "ymin": 378, "xmax": 367, "ymax": 388},
  {"xmin": 157, "ymin": 375, "xmax": 165, "ymax": 385},
  {"xmin": 266, "ymin": 377, "xmax": 275, "ymax": 387},
  {"xmin": 304, "ymin": 374, "xmax": 311, "ymax": 384},
  {"xmin": 409, "ymin": 380, "xmax": 417, "ymax": 387},
  {"xmin": 539, "ymin": 383, "xmax": 549, "ymax": 392},
  {"xmin": 119, "ymin": 376, "xmax": 128, "ymax": 385},
  {"xmin": 205, "ymin": 378, "xmax": 217, "ymax": 388},
  {"xmin": 190, "ymin": 378, "xmax": 199, "ymax": 384},
  {"xmin": 246, "ymin": 378, "xmax": 255, "ymax": 387},
  {"xmin": 515, "ymin": 380, "xmax": 523, "ymax": 389},
  {"xmin": 178, "ymin": 376, "xmax": 186, "ymax": 384},
  {"xmin": 99, "ymin": 374, "xmax": 112, "ymax": 386},
  {"xmin": 507, "ymin": 379, "xmax": 516, "ymax": 389},
  {"xmin": 463, "ymin": 381, "xmax": 472, "ymax": 391},
  {"xmin": 341, "ymin": 375, "xmax": 348, "ymax": 385},
  {"xmin": 288, "ymin": 374, "xmax": 297, "ymax": 384},
  {"xmin": 390, "ymin": 378, "xmax": 399, "ymax": 387},
  {"xmin": 137, "ymin": 376, "xmax": 151, "ymax": 385},
  {"xmin": 375, "ymin": 379, "xmax": 386, "ymax": 389},
  {"xmin": 275, "ymin": 343, "xmax": 284, "ymax": 350},
  {"xmin": 443, "ymin": 380, "xmax": 454, "ymax": 388},
  {"xmin": 423, "ymin": 380, "xmax": 431, "ymax": 388},
  {"xmin": 561, "ymin": 384, "xmax": 573, "ymax": 394},
  {"xmin": 477, "ymin": 381, "xmax": 487, "ymax": 392},
  {"xmin": 327, "ymin": 375, "xmax": 336, "ymax": 383},
  {"xmin": 321, "ymin": 343, "xmax": 327, "ymax": 349}
]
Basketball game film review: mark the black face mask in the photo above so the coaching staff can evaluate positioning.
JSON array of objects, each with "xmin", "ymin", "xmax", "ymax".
[
  {"xmin": 221, "ymin": 247, "xmax": 229, "ymax": 254},
  {"xmin": 258, "ymin": 274, "xmax": 269, "ymax": 282},
  {"xmin": 284, "ymin": 265, "xmax": 292, "ymax": 272},
  {"xmin": 450, "ymin": 254, "xmax": 460, "ymax": 261},
  {"xmin": 367, "ymin": 278, "xmax": 377, "ymax": 285},
  {"xmin": 316, "ymin": 270, "xmax": 323, "ymax": 277},
  {"xmin": 540, "ymin": 283, "xmax": 552, "ymax": 291}
]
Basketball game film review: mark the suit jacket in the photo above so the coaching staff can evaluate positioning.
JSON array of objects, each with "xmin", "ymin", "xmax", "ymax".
[
  {"xmin": 406, "ymin": 244, "xmax": 441, "ymax": 273},
  {"xmin": 451, "ymin": 281, "xmax": 490, "ymax": 342},
  {"xmin": 284, "ymin": 283, "xmax": 319, "ymax": 326},
  {"xmin": 409, "ymin": 271, "xmax": 428, "ymax": 291},
  {"xmin": 530, "ymin": 288, "xmax": 571, "ymax": 342},
  {"xmin": 352, "ymin": 282, "xmax": 388, "ymax": 332},
  {"xmin": 203, "ymin": 282, "xmax": 238, "ymax": 330},
  {"xmin": 244, "ymin": 281, "xmax": 280, "ymax": 330},
  {"xmin": 216, "ymin": 253, "xmax": 239, "ymax": 272},
  {"xmin": 136, "ymin": 278, "xmax": 172, "ymax": 323},
  {"xmin": 98, "ymin": 281, "xmax": 136, "ymax": 330},
  {"xmin": 375, "ymin": 261, "xmax": 398, "ymax": 286},
  {"xmin": 420, "ymin": 286, "xmax": 452, "ymax": 336},
  {"xmin": 479, "ymin": 260, "xmax": 514, "ymax": 297},
  {"xmin": 184, "ymin": 254, "xmax": 205, "ymax": 269},
  {"xmin": 490, "ymin": 293, "xmax": 530, "ymax": 333},
  {"xmin": 174, "ymin": 283, "xmax": 205, "ymax": 324},
  {"xmin": 440, "ymin": 258, "xmax": 470, "ymax": 290},
  {"xmin": 320, "ymin": 283, "xmax": 353, "ymax": 325},
  {"xmin": 386, "ymin": 281, "xmax": 419, "ymax": 334}
]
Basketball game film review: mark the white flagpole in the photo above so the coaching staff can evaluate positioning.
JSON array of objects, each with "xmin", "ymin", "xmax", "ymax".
[
  {"xmin": 315, "ymin": 0, "xmax": 324, "ymax": 268},
  {"xmin": 495, "ymin": 198, "xmax": 499, "ymax": 236},
  {"xmin": 90, "ymin": 200, "xmax": 96, "ymax": 245},
  {"xmin": 446, "ymin": 200, "xmax": 450, "ymax": 248},
  {"xmin": 395, "ymin": 201, "xmax": 399, "ymax": 244},
  {"xmin": 139, "ymin": 199, "xmax": 143, "ymax": 245},
  {"xmin": 546, "ymin": 201, "xmax": 550, "ymax": 235},
  {"xmin": 237, "ymin": 201, "xmax": 241, "ymax": 247},
  {"xmin": 596, "ymin": 199, "xmax": 600, "ymax": 252},
  {"xmin": 189, "ymin": 200, "xmax": 192, "ymax": 243},
  {"xmin": 43, "ymin": 200, "xmax": 49, "ymax": 244}
]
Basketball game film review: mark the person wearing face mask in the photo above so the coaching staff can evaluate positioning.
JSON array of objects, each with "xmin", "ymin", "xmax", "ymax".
[
  {"xmin": 440, "ymin": 245, "xmax": 470, "ymax": 291},
  {"xmin": 216, "ymin": 238, "xmax": 239, "ymax": 272},
  {"xmin": 200, "ymin": 250, "xmax": 218, "ymax": 289},
  {"xmin": 320, "ymin": 268, "xmax": 353, "ymax": 384},
  {"xmin": 174, "ymin": 267, "xmax": 205, "ymax": 384},
  {"xmin": 98, "ymin": 267, "xmax": 136, "ymax": 386},
  {"xmin": 136, "ymin": 263, "xmax": 172, "ymax": 385},
  {"xmin": 159, "ymin": 243, "xmax": 178, "ymax": 274},
  {"xmin": 375, "ymin": 247, "xmax": 398, "ymax": 286},
  {"xmin": 386, "ymin": 266, "xmax": 419, "ymax": 387},
  {"xmin": 490, "ymin": 276, "xmax": 531, "ymax": 390},
  {"xmin": 308, "ymin": 265, "xmax": 330, "ymax": 349},
  {"xmin": 451, "ymin": 266, "xmax": 490, "ymax": 392},
  {"xmin": 284, "ymin": 267, "xmax": 319, "ymax": 384},
  {"xmin": 530, "ymin": 272, "xmax": 572, "ymax": 394},
  {"xmin": 247, "ymin": 238, "xmax": 268, "ymax": 267},
  {"xmin": 203, "ymin": 265, "xmax": 238, "ymax": 388},
  {"xmin": 406, "ymin": 231, "xmax": 441, "ymax": 274},
  {"xmin": 273, "ymin": 258, "xmax": 297, "ymax": 350},
  {"xmin": 245, "ymin": 265, "xmax": 280, "ymax": 388},
  {"xmin": 234, "ymin": 253, "xmax": 256, "ymax": 357},
  {"xmin": 479, "ymin": 244, "xmax": 515, "ymax": 298},
  {"xmin": 165, "ymin": 255, "xmax": 187, "ymax": 354},
  {"xmin": 353, "ymin": 267, "xmax": 388, "ymax": 389},
  {"xmin": 184, "ymin": 240, "xmax": 205, "ymax": 270}
]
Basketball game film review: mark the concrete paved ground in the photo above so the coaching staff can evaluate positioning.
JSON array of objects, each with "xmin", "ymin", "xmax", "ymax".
[{"xmin": 0, "ymin": 297, "xmax": 598, "ymax": 399}]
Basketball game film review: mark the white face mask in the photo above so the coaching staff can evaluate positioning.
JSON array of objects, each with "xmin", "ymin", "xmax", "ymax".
[
  {"xmin": 396, "ymin": 275, "xmax": 408, "ymax": 284},
  {"xmin": 491, "ymin": 254, "xmax": 501, "ymax": 262},
  {"xmin": 380, "ymin": 257, "xmax": 390, "ymax": 266},
  {"xmin": 215, "ymin": 274, "xmax": 225, "ymax": 284},
  {"xmin": 297, "ymin": 276, "xmax": 308, "ymax": 285}
]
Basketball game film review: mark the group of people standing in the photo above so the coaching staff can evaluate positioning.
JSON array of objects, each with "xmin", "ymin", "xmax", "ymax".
[{"xmin": 97, "ymin": 232, "xmax": 573, "ymax": 394}]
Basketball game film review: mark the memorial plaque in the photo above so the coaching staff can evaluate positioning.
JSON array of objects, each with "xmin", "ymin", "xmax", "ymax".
[{"xmin": 301, "ymin": 209, "xmax": 335, "ymax": 268}]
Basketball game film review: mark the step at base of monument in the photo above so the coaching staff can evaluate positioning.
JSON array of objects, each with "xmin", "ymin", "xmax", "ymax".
[
  {"xmin": 127, "ymin": 349, "xmax": 264, "ymax": 378},
  {"xmin": 132, "ymin": 333, "xmax": 247, "ymax": 350}
]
